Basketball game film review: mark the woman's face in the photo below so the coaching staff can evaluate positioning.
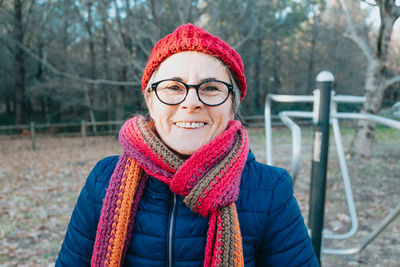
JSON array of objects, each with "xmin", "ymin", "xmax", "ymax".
[{"xmin": 145, "ymin": 52, "xmax": 234, "ymax": 156}]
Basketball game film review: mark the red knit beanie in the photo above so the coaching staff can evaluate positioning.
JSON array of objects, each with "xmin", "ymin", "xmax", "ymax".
[{"xmin": 141, "ymin": 24, "xmax": 247, "ymax": 101}]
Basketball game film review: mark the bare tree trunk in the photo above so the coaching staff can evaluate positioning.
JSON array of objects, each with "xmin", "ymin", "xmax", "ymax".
[
  {"xmin": 339, "ymin": 0, "xmax": 400, "ymax": 158},
  {"xmin": 307, "ymin": 19, "xmax": 318, "ymax": 94},
  {"xmin": 14, "ymin": 0, "xmax": 25, "ymax": 125},
  {"xmin": 351, "ymin": 60, "xmax": 386, "ymax": 158},
  {"xmin": 271, "ymin": 39, "xmax": 282, "ymax": 94},
  {"xmin": 101, "ymin": 10, "xmax": 113, "ymax": 132},
  {"xmin": 84, "ymin": 85, "xmax": 97, "ymax": 134},
  {"xmin": 254, "ymin": 38, "xmax": 264, "ymax": 112},
  {"xmin": 86, "ymin": 0, "xmax": 97, "ymax": 133},
  {"xmin": 116, "ymin": 67, "xmax": 127, "ymax": 121},
  {"xmin": 177, "ymin": 0, "xmax": 194, "ymax": 24},
  {"xmin": 6, "ymin": 100, "xmax": 13, "ymax": 116}
]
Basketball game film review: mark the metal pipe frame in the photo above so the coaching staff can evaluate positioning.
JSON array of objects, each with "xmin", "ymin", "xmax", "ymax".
[
  {"xmin": 264, "ymin": 93, "xmax": 400, "ymax": 255},
  {"xmin": 264, "ymin": 94, "xmax": 366, "ymax": 166},
  {"xmin": 278, "ymin": 111, "xmax": 313, "ymax": 183},
  {"xmin": 322, "ymin": 203, "xmax": 400, "ymax": 255},
  {"xmin": 334, "ymin": 112, "xmax": 400, "ymax": 130},
  {"xmin": 274, "ymin": 108, "xmax": 359, "ymax": 241},
  {"xmin": 324, "ymin": 101, "xmax": 358, "ymax": 240}
]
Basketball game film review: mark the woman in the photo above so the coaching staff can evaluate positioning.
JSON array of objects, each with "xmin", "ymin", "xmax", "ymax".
[{"xmin": 56, "ymin": 24, "xmax": 319, "ymax": 267}]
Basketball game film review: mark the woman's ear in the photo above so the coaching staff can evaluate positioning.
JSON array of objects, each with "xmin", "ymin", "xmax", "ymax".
[{"xmin": 230, "ymin": 111, "xmax": 235, "ymax": 121}]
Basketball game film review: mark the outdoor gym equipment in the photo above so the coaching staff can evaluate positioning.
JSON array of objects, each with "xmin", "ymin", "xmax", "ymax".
[{"xmin": 264, "ymin": 71, "xmax": 400, "ymax": 259}]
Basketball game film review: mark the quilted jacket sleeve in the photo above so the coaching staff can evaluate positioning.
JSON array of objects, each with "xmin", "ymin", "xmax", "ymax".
[
  {"xmin": 55, "ymin": 157, "xmax": 117, "ymax": 266},
  {"xmin": 257, "ymin": 171, "xmax": 320, "ymax": 267}
]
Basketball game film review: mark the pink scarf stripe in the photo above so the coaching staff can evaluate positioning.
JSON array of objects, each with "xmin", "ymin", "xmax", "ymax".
[
  {"xmin": 212, "ymin": 210, "xmax": 224, "ymax": 265},
  {"xmin": 92, "ymin": 154, "xmax": 130, "ymax": 266},
  {"xmin": 120, "ymin": 126, "xmax": 172, "ymax": 174},
  {"xmin": 209, "ymin": 127, "xmax": 249, "ymax": 209},
  {"xmin": 120, "ymin": 118, "xmax": 176, "ymax": 174},
  {"xmin": 121, "ymin": 138, "xmax": 175, "ymax": 181},
  {"xmin": 204, "ymin": 211, "xmax": 218, "ymax": 267},
  {"xmin": 191, "ymin": 128, "xmax": 248, "ymax": 216}
]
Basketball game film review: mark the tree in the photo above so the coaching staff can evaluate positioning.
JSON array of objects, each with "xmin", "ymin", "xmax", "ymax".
[
  {"xmin": 338, "ymin": 0, "xmax": 400, "ymax": 158},
  {"xmin": 13, "ymin": 0, "xmax": 26, "ymax": 125}
]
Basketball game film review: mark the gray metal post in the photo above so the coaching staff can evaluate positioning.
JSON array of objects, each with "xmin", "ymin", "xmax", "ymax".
[
  {"xmin": 30, "ymin": 122, "xmax": 36, "ymax": 150},
  {"xmin": 308, "ymin": 71, "xmax": 334, "ymax": 263}
]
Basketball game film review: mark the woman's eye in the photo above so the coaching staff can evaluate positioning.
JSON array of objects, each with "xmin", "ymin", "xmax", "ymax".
[
  {"xmin": 203, "ymin": 86, "xmax": 220, "ymax": 91},
  {"xmin": 165, "ymin": 84, "xmax": 184, "ymax": 91}
]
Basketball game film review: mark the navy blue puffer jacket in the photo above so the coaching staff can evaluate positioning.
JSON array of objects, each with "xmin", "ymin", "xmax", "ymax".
[{"xmin": 56, "ymin": 151, "xmax": 319, "ymax": 266}]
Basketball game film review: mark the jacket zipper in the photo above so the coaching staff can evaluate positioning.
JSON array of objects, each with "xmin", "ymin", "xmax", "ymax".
[{"xmin": 168, "ymin": 193, "xmax": 177, "ymax": 267}]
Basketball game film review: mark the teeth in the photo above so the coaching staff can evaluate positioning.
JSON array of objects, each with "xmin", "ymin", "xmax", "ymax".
[{"xmin": 175, "ymin": 122, "xmax": 205, "ymax": 128}]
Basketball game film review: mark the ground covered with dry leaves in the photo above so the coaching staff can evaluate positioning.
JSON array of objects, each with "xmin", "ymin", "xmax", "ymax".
[{"xmin": 0, "ymin": 125, "xmax": 399, "ymax": 266}]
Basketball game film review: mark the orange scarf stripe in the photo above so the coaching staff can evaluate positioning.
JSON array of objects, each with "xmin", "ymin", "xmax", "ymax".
[
  {"xmin": 104, "ymin": 160, "xmax": 133, "ymax": 265},
  {"xmin": 105, "ymin": 159, "xmax": 142, "ymax": 266},
  {"xmin": 232, "ymin": 204, "xmax": 244, "ymax": 266}
]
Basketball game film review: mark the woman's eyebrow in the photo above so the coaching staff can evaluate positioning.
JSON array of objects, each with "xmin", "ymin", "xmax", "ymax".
[
  {"xmin": 200, "ymin": 77, "xmax": 217, "ymax": 83},
  {"xmin": 171, "ymin": 77, "xmax": 184, "ymax": 81},
  {"xmin": 170, "ymin": 77, "xmax": 218, "ymax": 83}
]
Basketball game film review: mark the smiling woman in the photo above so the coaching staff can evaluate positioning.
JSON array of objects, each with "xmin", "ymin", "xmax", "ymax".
[
  {"xmin": 146, "ymin": 52, "xmax": 234, "ymax": 155},
  {"xmin": 56, "ymin": 24, "xmax": 319, "ymax": 267}
]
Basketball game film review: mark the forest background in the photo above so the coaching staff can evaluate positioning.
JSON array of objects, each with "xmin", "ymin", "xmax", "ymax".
[{"xmin": 1, "ymin": 0, "xmax": 399, "ymax": 126}]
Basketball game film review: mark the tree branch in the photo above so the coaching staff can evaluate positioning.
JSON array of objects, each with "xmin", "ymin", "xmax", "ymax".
[
  {"xmin": 233, "ymin": 5, "xmax": 260, "ymax": 50},
  {"xmin": 232, "ymin": 21, "xmax": 259, "ymax": 50},
  {"xmin": 385, "ymin": 74, "xmax": 400, "ymax": 88},
  {"xmin": 338, "ymin": 0, "xmax": 374, "ymax": 61},
  {"xmin": 0, "ymin": 34, "xmax": 140, "ymax": 87},
  {"xmin": 359, "ymin": 0, "xmax": 377, "ymax": 7}
]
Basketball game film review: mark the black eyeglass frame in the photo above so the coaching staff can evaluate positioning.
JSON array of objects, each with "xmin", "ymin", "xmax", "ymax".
[{"xmin": 150, "ymin": 78, "xmax": 234, "ymax": 106}]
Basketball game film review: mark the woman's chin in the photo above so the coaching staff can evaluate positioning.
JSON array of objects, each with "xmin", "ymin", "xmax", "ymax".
[
  {"xmin": 167, "ymin": 141, "xmax": 204, "ymax": 156},
  {"xmin": 171, "ymin": 145, "xmax": 200, "ymax": 156}
]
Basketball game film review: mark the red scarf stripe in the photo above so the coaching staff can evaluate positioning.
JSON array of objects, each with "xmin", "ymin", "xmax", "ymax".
[{"xmin": 172, "ymin": 133, "xmax": 238, "ymax": 195}]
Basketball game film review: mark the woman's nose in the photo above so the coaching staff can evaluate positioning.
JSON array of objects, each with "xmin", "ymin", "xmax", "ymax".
[{"xmin": 181, "ymin": 87, "xmax": 202, "ymax": 110}]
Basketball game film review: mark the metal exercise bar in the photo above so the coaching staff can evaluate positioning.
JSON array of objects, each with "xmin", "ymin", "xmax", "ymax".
[
  {"xmin": 265, "ymin": 93, "xmax": 365, "ymax": 167},
  {"xmin": 309, "ymin": 72, "xmax": 334, "ymax": 262},
  {"xmin": 334, "ymin": 113, "xmax": 400, "ymax": 130},
  {"xmin": 278, "ymin": 111, "xmax": 313, "ymax": 182},
  {"xmin": 323, "ymin": 111, "xmax": 400, "ymax": 254},
  {"xmin": 264, "ymin": 91, "xmax": 400, "ymax": 255},
  {"xmin": 278, "ymin": 112, "xmax": 301, "ymax": 180},
  {"xmin": 322, "ymin": 203, "xmax": 400, "ymax": 255},
  {"xmin": 325, "ymin": 101, "xmax": 358, "ymax": 240},
  {"xmin": 265, "ymin": 94, "xmax": 314, "ymax": 166},
  {"xmin": 275, "ymin": 107, "xmax": 359, "ymax": 241}
]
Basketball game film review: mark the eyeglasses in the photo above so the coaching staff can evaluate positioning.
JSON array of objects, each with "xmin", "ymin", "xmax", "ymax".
[{"xmin": 150, "ymin": 79, "xmax": 233, "ymax": 106}]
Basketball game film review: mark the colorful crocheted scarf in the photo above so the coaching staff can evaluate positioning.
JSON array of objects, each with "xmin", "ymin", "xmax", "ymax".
[{"xmin": 91, "ymin": 115, "xmax": 249, "ymax": 267}]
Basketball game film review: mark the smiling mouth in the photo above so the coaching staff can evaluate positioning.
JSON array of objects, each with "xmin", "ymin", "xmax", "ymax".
[{"xmin": 175, "ymin": 122, "xmax": 206, "ymax": 129}]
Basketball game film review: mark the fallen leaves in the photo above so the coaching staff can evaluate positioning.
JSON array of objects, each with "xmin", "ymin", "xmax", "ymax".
[
  {"xmin": 0, "ymin": 136, "xmax": 121, "ymax": 266},
  {"xmin": 0, "ymin": 129, "xmax": 398, "ymax": 266}
]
